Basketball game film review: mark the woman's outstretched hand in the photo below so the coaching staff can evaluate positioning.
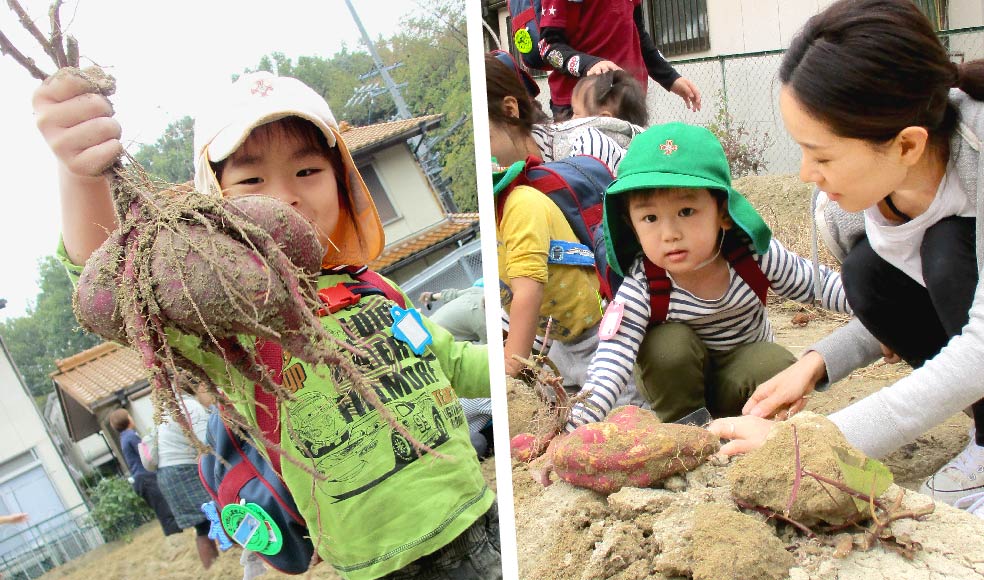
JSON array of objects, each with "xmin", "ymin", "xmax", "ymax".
[
  {"xmin": 742, "ymin": 351, "xmax": 827, "ymax": 419},
  {"xmin": 707, "ymin": 416, "xmax": 776, "ymax": 456}
]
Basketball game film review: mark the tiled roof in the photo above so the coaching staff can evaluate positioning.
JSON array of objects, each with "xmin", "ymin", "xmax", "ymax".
[
  {"xmin": 50, "ymin": 342, "xmax": 146, "ymax": 409},
  {"xmin": 340, "ymin": 114, "xmax": 443, "ymax": 153},
  {"xmin": 369, "ymin": 213, "xmax": 480, "ymax": 271}
]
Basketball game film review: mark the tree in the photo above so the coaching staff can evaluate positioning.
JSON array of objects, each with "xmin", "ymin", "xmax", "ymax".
[
  {"xmin": 129, "ymin": 0, "xmax": 477, "ymax": 209},
  {"xmin": 132, "ymin": 116, "xmax": 195, "ymax": 184},
  {"xmin": 0, "ymin": 257, "xmax": 101, "ymax": 398}
]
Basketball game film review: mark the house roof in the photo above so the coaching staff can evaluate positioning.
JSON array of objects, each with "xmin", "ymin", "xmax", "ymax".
[
  {"xmin": 50, "ymin": 342, "xmax": 147, "ymax": 409},
  {"xmin": 369, "ymin": 213, "xmax": 480, "ymax": 273},
  {"xmin": 341, "ymin": 114, "xmax": 443, "ymax": 155}
]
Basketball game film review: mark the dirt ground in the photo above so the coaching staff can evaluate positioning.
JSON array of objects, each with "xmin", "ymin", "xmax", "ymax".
[
  {"xmin": 510, "ymin": 175, "xmax": 983, "ymax": 579},
  {"xmin": 41, "ymin": 458, "xmax": 497, "ymax": 580}
]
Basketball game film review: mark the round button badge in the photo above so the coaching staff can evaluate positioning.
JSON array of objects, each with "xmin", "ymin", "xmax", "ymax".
[
  {"xmin": 221, "ymin": 502, "xmax": 284, "ymax": 555},
  {"xmin": 514, "ymin": 29, "xmax": 533, "ymax": 54}
]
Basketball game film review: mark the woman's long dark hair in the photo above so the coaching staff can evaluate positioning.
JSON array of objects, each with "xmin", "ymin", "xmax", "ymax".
[
  {"xmin": 780, "ymin": 0, "xmax": 984, "ymax": 148},
  {"xmin": 485, "ymin": 53, "xmax": 548, "ymax": 133}
]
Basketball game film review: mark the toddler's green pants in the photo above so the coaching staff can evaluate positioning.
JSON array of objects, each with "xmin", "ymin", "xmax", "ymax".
[{"xmin": 633, "ymin": 322, "xmax": 797, "ymax": 422}]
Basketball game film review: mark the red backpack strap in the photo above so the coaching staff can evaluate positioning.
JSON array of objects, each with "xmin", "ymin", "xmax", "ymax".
[
  {"xmin": 254, "ymin": 340, "xmax": 285, "ymax": 473},
  {"xmin": 348, "ymin": 266, "xmax": 407, "ymax": 309},
  {"xmin": 643, "ymin": 257, "xmax": 672, "ymax": 323},
  {"xmin": 723, "ymin": 238, "xmax": 770, "ymax": 304}
]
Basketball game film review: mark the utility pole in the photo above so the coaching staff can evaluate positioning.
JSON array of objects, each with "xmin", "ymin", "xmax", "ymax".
[
  {"xmin": 343, "ymin": 0, "xmax": 460, "ymax": 212},
  {"xmin": 343, "ymin": 0, "xmax": 412, "ymax": 120}
]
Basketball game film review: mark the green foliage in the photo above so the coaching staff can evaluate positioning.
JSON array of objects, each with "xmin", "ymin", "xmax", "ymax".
[
  {"xmin": 132, "ymin": 116, "xmax": 195, "ymax": 183},
  {"xmin": 87, "ymin": 476, "xmax": 154, "ymax": 542},
  {"xmin": 390, "ymin": 0, "xmax": 476, "ymax": 211},
  {"xmin": 705, "ymin": 92, "xmax": 773, "ymax": 178},
  {"xmin": 834, "ymin": 448, "xmax": 894, "ymax": 513},
  {"xmin": 0, "ymin": 256, "xmax": 101, "ymax": 397},
  {"xmin": 117, "ymin": 0, "xmax": 478, "ymax": 211},
  {"xmin": 246, "ymin": 0, "xmax": 477, "ymax": 211}
]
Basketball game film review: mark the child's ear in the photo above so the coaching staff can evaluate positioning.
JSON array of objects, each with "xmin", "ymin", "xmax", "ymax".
[{"xmin": 719, "ymin": 210, "xmax": 734, "ymax": 230}]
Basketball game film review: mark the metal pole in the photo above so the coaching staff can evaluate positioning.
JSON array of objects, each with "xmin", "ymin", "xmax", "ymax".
[{"xmin": 343, "ymin": 0, "xmax": 413, "ymax": 120}]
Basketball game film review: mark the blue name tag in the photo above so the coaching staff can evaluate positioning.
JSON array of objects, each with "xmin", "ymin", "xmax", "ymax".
[
  {"xmin": 547, "ymin": 240, "xmax": 596, "ymax": 267},
  {"xmin": 390, "ymin": 306, "xmax": 433, "ymax": 355}
]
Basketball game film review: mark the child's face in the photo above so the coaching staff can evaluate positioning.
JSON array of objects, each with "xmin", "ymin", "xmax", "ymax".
[
  {"xmin": 570, "ymin": 84, "xmax": 593, "ymax": 119},
  {"xmin": 219, "ymin": 124, "xmax": 341, "ymax": 249},
  {"xmin": 627, "ymin": 188, "xmax": 730, "ymax": 275},
  {"xmin": 571, "ymin": 83, "xmax": 609, "ymax": 120}
]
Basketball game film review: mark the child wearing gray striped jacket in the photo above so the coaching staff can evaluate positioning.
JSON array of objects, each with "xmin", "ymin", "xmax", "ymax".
[{"xmin": 568, "ymin": 123, "xmax": 852, "ymax": 429}]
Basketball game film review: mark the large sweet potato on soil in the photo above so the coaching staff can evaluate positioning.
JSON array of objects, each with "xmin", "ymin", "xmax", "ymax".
[{"xmin": 551, "ymin": 406, "xmax": 719, "ymax": 494}]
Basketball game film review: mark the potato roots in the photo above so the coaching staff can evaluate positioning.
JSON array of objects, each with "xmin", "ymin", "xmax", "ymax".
[{"xmin": 74, "ymin": 157, "xmax": 432, "ymax": 470}]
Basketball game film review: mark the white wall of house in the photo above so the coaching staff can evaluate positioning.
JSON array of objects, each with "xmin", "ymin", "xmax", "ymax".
[
  {"xmin": 950, "ymin": 1, "xmax": 984, "ymax": 28},
  {"xmin": 370, "ymin": 144, "xmax": 447, "ymax": 243},
  {"xmin": 0, "ymin": 342, "xmax": 84, "ymax": 523}
]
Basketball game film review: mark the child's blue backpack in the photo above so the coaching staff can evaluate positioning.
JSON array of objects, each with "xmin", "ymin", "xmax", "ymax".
[
  {"xmin": 507, "ymin": 0, "xmax": 583, "ymax": 70},
  {"xmin": 495, "ymin": 155, "xmax": 622, "ymax": 299},
  {"xmin": 199, "ymin": 267, "xmax": 407, "ymax": 575}
]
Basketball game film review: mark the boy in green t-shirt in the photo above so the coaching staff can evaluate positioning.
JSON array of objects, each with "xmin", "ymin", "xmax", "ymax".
[{"xmin": 34, "ymin": 70, "xmax": 499, "ymax": 580}]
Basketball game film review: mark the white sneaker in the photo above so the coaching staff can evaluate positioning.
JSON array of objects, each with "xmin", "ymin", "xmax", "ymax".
[
  {"xmin": 954, "ymin": 490, "xmax": 984, "ymax": 517},
  {"xmin": 919, "ymin": 429, "xmax": 984, "ymax": 506}
]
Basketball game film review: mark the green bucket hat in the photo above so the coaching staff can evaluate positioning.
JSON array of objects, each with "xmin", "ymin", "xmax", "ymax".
[{"xmin": 603, "ymin": 122, "xmax": 771, "ymax": 277}]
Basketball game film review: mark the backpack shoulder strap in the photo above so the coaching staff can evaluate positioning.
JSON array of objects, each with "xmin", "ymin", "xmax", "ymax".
[
  {"xmin": 643, "ymin": 238, "xmax": 771, "ymax": 325},
  {"xmin": 253, "ymin": 340, "xmax": 285, "ymax": 473},
  {"xmin": 346, "ymin": 266, "xmax": 407, "ymax": 308},
  {"xmin": 643, "ymin": 257, "xmax": 672, "ymax": 324},
  {"xmin": 722, "ymin": 237, "xmax": 770, "ymax": 304}
]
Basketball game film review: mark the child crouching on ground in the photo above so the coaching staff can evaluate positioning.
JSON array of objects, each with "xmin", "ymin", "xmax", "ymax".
[
  {"xmin": 568, "ymin": 123, "xmax": 853, "ymax": 429},
  {"xmin": 36, "ymin": 70, "xmax": 499, "ymax": 580}
]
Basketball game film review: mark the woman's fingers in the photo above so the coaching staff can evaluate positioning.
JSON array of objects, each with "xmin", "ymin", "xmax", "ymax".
[{"xmin": 707, "ymin": 416, "xmax": 776, "ymax": 456}]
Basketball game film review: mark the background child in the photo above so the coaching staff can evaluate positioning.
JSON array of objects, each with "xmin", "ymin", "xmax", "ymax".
[
  {"xmin": 36, "ymin": 70, "xmax": 498, "ymax": 580},
  {"xmin": 568, "ymin": 123, "xmax": 852, "ymax": 428},
  {"xmin": 542, "ymin": 70, "xmax": 647, "ymax": 171},
  {"xmin": 107, "ymin": 409, "xmax": 182, "ymax": 538},
  {"xmin": 570, "ymin": 70, "xmax": 648, "ymax": 126},
  {"xmin": 153, "ymin": 387, "xmax": 219, "ymax": 569},
  {"xmin": 486, "ymin": 53, "xmax": 604, "ymax": 386}
]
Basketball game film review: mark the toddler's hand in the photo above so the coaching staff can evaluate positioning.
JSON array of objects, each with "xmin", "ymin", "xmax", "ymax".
[{"xmin": 33, "ymin": 69, "xmax": 122, "ymax": 178}]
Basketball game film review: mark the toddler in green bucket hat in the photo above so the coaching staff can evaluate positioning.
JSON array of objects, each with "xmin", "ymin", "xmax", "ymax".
[{"xmin": 566, "ymin": 123, "xmax": 855, "ymax": 428}]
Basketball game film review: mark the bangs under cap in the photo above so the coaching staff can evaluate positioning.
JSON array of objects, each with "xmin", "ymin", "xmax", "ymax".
[{"xmin": 193, "ymin": 71, "xmax": 338, "ymax": 196}]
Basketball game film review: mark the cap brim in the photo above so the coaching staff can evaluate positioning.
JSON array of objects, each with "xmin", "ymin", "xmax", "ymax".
[
  {"xmin": 207, "ymin": 111, "xmax": 337, "ymax": 163},
  {"xmin": 606, "ymin": 171, "xmax": 726, "ymax": 196}
]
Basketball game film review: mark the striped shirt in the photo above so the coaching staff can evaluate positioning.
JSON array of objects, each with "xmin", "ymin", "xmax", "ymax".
[
  {"xmin": 568, "ymin": 238, "xmax": 852, "ymax": 428},
  {"xmin": 532, "ymin": 124, "xmax": 626, "ymax": 173}
]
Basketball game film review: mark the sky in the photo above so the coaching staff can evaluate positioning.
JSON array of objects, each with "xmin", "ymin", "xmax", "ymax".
[{"xmin": 0, "ymin": 0, "xmax": 426, "ymax": 320}]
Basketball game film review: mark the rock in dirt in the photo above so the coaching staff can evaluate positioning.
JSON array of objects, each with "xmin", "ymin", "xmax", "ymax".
[
  {"xmin": 552, "ymin": 406, "xmax": 719, "ymax": 494},
  {"xmin": 690, "ymin": 504, "xmax": 796, "ymax": 580},
  {"xmin": 729, "ymin": 412, "xmax": 870, "ymax": 526}
]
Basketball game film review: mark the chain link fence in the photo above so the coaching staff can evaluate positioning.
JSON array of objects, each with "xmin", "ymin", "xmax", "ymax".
[
  {"xmin": 399, "ymin": 239, "xmax": 484, "ymax": 313},
  {"xmin": 0, "ymin": 505, "xmax": 106, "ymax": 580},
  {"xmin": 637, "ymin": 26, "xmax": 984, "ymax": 175}
]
